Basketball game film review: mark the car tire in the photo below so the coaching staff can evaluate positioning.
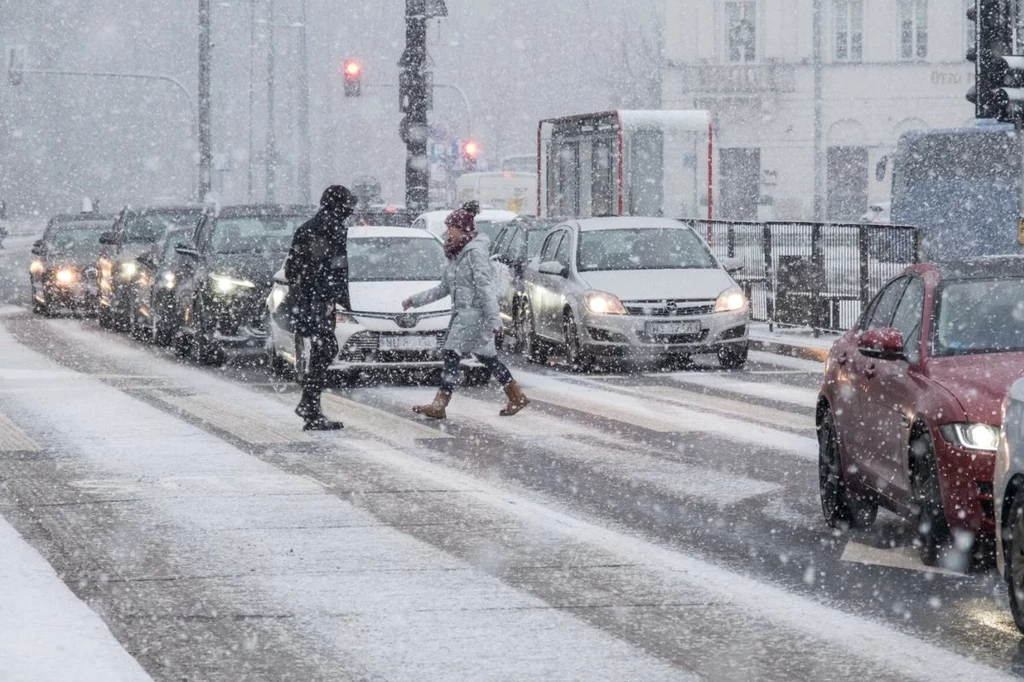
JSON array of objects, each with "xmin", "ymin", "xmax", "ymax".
[
  {"xmin": 818, "ymin": 407, "xmax": 878, "ymax": 530},
  {"xmin": 152, "ymin": 312, "xmax": 174, "ymax": 347},
  {"xmin": 563, "ymin": 312, "xmax": 593, "ymax": 373},
  {"xmin": 509, "ymin": 298, "xmax": 529, "ymax": 354},
  {"xmin": 191, "ymin": 299, "xmax": 223, "ymax": 366},
  {"xmin": 717, "ymin": 342, "xmax": 748, "ymax": 370},
  {"xmin": 1005, "ymin": 485, "xmax": 1024, "ymax": 633},
  {"xmin": 522, "ymin": 302, "xmax": 548, "ymax": 365},
  {"xmin": 911, "ymin": 430, "xmax": 954, "ymax": 567},
  {"xmin": 98, "ymin": 304, "xmax": 113, "ymax": 329}
]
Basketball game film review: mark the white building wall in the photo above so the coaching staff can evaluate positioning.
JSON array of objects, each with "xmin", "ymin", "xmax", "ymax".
[{"xmin": 663, "ymin": 0, "xmax": 977, "ymax": 221}]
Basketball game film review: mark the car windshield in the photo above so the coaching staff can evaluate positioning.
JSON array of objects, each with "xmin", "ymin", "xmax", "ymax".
[
  {"xmin": 348, "ymin": 237, "xmax": 445, "ymax": 282},
  {"xmin": 161, "ymin": 231, "xmax": 187, "ymax": 262},
  {"xmin": 932, "ymin": 278, "xmax": 1024, "ymax": 356},
  {"xmin": 47, "ymin": 224, "xmax": 107, "ymax": 258},
  {"xmin": 474, "ymin": 220, "xmax": 508, "ymax": 241},
  {"xmin": 576, "ymin": 228, "xmax": 716, "ymax": 272},
  {"xmin": 211, "ymin": 216, "xmax": 307, "ymax": 255},
  {"xmin": 526, "ymin": 230, "xmax": 547, "ymax": 258},
  {"xmin": 126, "ymin": 210, "xmax": 201, "ymax": 243}
]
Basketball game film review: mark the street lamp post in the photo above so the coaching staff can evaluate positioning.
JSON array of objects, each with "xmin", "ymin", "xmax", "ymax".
[
  {"xmin": 199, "ymin": 0, "xmax": 213, "ymax": 202},
  {"xmin": 297, "ymin": 0, "xmax": 311, "ymax": 204},
  {"xmin": 265, "ymin": 0, "xmax": 277, "ymax": 202}
]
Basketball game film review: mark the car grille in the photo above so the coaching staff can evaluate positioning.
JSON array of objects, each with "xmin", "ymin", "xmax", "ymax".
[
  {"xmin": 635, "ymin": 329, "xmax": 709, "ymax": 345},
  {"xmin": 623, "ymin": 300, "xmax": 716, "ymax": 317}
]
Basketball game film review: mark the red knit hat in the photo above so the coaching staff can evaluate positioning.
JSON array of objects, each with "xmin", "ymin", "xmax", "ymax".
[{"xmin": 444, "ymin": 201, "xmax": 480, "ymax": 232}]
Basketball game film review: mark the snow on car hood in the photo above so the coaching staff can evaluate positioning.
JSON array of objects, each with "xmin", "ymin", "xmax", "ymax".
[
  {"xmin": 350, "ymin": 280, "xmax": 449, "ymax": 313},
  {"xmin": 579, "ymin": 268, "xmax": 736, "ymax": 301}
]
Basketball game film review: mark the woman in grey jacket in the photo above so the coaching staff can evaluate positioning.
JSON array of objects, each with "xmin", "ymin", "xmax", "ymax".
[{"xmin": 402, "ymin": 202, "xmax": 529, "ymax": 419}]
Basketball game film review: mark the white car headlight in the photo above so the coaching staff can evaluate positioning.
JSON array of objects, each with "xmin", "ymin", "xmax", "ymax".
[
  {"xmin": 161, "ymin": 272, "xmax": 176, "ymax": 289},
  {"xmin": 119, "ymin": 262, "xmax": 137, "ymax": 280},
  {"xmin": 940, "ymin": 423, "xmax": 1000, "ymax": 452},
  {"xmin": 714, "ymin": 287, "xmax": 746, "ymax": 313},
  {"xmin": 55, "ymin": 268, "xmax": 77, "ymax": 285},
  {"xmin": 30, "ymin": 259, "xmax": 45, "ymax": 275},
  {"xmin": 585, "ymin": 291, "xmax": 627, "ymax": 315},
  {"xmin": 210, "ymin": 274, "xmax": 255, "ymax": 293}
]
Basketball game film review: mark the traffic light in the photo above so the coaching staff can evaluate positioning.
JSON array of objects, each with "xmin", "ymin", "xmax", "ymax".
[
  {"xmin": 461, "ymin": 139, "xmax": 479, "ymax": 171},
  {"xmin": 342, "ymin": 59, "xmax": 362, "ymax": 97},
  {"xmin": 967, "ymin": 0, "xmax": 1013, "ymax": 119}
]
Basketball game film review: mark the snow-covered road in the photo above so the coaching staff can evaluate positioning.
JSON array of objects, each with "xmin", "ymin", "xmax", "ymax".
[{"xmin": 0, "ymin": 309, "xmax": 1021, "ymax": 681}]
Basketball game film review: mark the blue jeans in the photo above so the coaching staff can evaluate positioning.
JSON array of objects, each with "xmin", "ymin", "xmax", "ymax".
[{"xmin": 440, "ymin": 350, "xmax": 513, "ymax": 393}]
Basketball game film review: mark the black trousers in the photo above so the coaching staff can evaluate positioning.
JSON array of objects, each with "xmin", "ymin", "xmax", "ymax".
[
  {"xmin": 298, "ymin": 322, "xmax": 338, "ymax": 412},
  {"xmin": 440, "ymin": 350, "xmax": 513, "ymax": 393}
]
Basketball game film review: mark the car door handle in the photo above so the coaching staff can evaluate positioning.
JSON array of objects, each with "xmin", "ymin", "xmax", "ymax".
[{"xmin": 864, "ymin": 364, "xmax": 877, "ymax": 379}]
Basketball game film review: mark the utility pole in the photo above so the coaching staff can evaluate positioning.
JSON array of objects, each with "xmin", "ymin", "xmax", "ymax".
[
  {"xmin": 811, "ymin": 0, "xmax": 824, "ymax": 223},
  {"xmin": 247, "ymin": 0, "xmax": 257, "ymax": 201},
  {"xmin": 297, "ymin": 0, "xmax": 311, "ymax": 204},
  {"xmin": 198, "ymin": 0, "xmax": 213, "ymax": 202},
  {"xmin": 399, "ymin": 0, "xmax": 446, "ymax": 211},
  {"xmin": 265, "ymin": 0, "xmax": 277, "ymax": 202}
]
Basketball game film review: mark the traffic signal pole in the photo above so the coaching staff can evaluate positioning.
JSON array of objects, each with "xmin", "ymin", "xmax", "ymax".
[
  {"xmin": 400, "ymin": 0, "xmax": 430, "ymax": 212},
  {"xmin": 198, "ymin": 0, "xmax": 212, "ymax": 202}
]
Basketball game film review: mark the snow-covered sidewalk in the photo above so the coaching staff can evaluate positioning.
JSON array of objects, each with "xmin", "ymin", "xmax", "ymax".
[
  {"xmin": 748, "ymin": 321, "xmax": 839, "ymax": 362},
  {"xmin": 0, "ymin": 518, "xmax": 152, "ymax": 682}
]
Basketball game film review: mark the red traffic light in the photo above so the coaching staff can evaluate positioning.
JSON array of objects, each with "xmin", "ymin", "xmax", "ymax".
[
  {"xmin": 342, "ymin": 59, "xmax": 362, "ymax": 97},
  {"xmin": 344, "ymin": 59, "xmax": 362, "ymax": 78},
  {"xmin": 462, "ymin": 140, "xmax": 479, "ymax": 158}
]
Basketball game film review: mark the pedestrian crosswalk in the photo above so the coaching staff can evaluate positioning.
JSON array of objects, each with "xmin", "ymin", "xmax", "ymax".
[{"xmin": 0, "ymin": 413, "xmax": 40, "ymax": 452}]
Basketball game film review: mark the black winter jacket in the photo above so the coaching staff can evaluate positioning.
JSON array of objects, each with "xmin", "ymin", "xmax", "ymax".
[{"xmin": 283, "ymin": 209, "xmax": 349, "ymax": 334}]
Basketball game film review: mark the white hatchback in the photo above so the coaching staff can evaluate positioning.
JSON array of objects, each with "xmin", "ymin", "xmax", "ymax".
[
  {"xmin": 265, "ymin": 225, "xmax": 457, "ymax": 383},
  {"xmin": 412, "ymin": 208, "xmax": 518, "ymax": 242}
]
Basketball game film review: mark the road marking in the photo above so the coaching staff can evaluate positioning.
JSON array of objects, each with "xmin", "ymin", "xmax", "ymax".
[
  {"xmin": 0, "ymin": 414, "xmax": 41, "ymax": 452},
  {"xmin": 641, "ymin": 385, "xmax": 813, "ymax": 432},
  {"xmin": 662, "ymin": 373, "xmax": 819, "ymax": 409},
  {"xmin": 526, "ymin": 387, "xmax": 689, "ymax": 433},
  {"xmin": 159, "ymin": 394, "xmax": 313, "ymax": 445},
  {"xmin": 320, "ymin": 393, "xmax": 452, "ymax": 443},
  {"xmin": 840, "ymin": 541, "xmax": 962, "ymax": 576}
]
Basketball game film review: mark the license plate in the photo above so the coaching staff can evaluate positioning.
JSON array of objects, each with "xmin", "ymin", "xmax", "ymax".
[
  {"xmin": 379, "ymin": 335, "xmax": 437, "ymax": 351},
  {"xmin": 646, "ymin": 320, "xmax": 701, "ymax": 335}
]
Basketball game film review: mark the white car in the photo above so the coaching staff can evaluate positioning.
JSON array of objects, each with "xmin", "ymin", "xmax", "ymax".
[
  {"xmin": 412, "ymin": 208, "xmax": 518, "ymax": 242},
  {"xmin": 265, "ymin": 225, "xmax": 461, "ymax": 383},
  {"xmin": 518, "ymin": 217, "xmax": 749, "ymax": 369},
  {"xmin": 995, "ymin": 378, "xmax": 1024, "ymax": 632}
]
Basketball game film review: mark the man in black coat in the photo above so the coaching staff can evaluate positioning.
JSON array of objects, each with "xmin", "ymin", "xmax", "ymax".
[{"xmin": 284, "ymin": 185, "xmax": 357, "ymax": 430}]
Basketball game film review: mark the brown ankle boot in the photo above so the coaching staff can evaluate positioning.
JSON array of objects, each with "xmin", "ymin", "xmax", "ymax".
[
  {"xmin": 499, "ymin": 381, "xmax": 529, "ymax": 416},
  {"xmin": 413, "ymin": 390, "xmax": 452, "ymax": 420}
]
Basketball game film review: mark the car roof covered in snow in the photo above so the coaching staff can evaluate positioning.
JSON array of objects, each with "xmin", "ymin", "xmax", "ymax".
[
  {"xmin": 929, "ymin": 255, "xmax": 1024, "ymax": 281},
  {"xmin": 569, "ymin": 216, "xmax": 698, "ymax": 233},
  {"xmin": 348, "ymin": 225, "xmax": 441, "ymax": 241}
]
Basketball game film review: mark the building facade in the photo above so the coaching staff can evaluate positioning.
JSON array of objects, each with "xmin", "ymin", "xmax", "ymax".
[{"xmin": 662, "ymin": 0, "xmax": 978, "ymax": 222}]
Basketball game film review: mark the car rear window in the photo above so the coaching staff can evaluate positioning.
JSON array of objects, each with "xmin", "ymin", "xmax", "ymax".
[{"xmin": 932, "ymin": 278, "xmax": 1024, "ymax": 356}]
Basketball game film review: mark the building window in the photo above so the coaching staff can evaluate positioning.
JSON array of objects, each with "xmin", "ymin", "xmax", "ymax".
[
  {"xmin": 898, "ymin": 0, "xmax": 928, "ymax": 59},
  {"xmin": 726, "ymin": 2, "xmax": 757, "ymax": 62},
  {"xmin": 835, "ymin": 0, "xmax": 863, "ymax": 62}
]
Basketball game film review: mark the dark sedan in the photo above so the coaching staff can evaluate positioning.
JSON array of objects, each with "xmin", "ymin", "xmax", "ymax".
[
  {"xmin": 30, "ymin": 213, "xmax": 115, "ymax": 315},
  {"xmin": 173, "ymin": 204, "xmax": 314, "ymax": 365},
  {"xmin": 130, "ymin": 228, "xmax": 189, "ymax": 345},
  {"xmin": 818, "ymin": 256, "xmax": 1024, "ymax": 568}
]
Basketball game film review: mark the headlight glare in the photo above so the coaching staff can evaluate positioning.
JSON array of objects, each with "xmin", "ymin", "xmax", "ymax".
[
  {"xmin": 940, "ymin": 423, "xmax": 1000, "ymax": 452},
  {"xmin": 55, "ymin": 268, "xmax": 77, "ymax": 285},
  {"xmin": 161, "ymin": 272, "xmax": 176, "ymax": 289},
  {"xmin": 30, "ymin": 259, "xmax": 45, "ymax": 275},
  {"xmin": 585, "ymin": 291, "xmax": 627, "ymax": 315},
  {"xmin": 119, "ymin": 262, "xmax": 137, "ymax": 280},
  {"xmin": 714, "ymin": 287, "xmax": 746, "ymax": 313},
  {"xmin": 210, "ymin": 274, "xmax": 256, "ymax": 293}
]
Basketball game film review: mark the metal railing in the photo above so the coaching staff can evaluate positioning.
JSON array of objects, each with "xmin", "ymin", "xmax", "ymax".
[{"xmin": 687, "ymin": 220, "xmax": 920, "ymax": 333}]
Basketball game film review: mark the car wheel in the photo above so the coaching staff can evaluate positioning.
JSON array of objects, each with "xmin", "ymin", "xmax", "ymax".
[
  {"xmin": 129, "ymin": 305, "xmax": 148, "ymax": 342},
  {"xmin": 717, "ymin": 342, "xmax": 748, "ymax": 370},
  {"xmin": 910, "ymin": 430, "xmax": 954, "ymax": 567},
  {"xmin": 563, "ymin": 312, "xmax": 593, "ymax": 373},
  {"xmin": 152, "ymin": 310, "xmax": 174, "ymax": 347},
  {"xmin": 509, "ymin": 298, "xmax": 529, "ymax": 354},
  {"xmin": 98, "ymin": 304, "xmax": 113, "ymax": 329},
  {"xmin": 818, "ymin": 407, "xmax": 877, "ymax": 530},
  {"xmin": 522, "ymin": 302, "xmax": 548, "ymax": 365},
  {"xmin": 191, "ymin": 300, "xmax": 223, "ymax": 366},
  {"xmin": 1006, "ymin": 485, "xmax": 1024, "ymax": 633}
]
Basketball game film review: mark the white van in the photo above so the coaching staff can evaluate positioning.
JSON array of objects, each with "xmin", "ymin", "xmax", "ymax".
[{"xmin": 455, "ymin": 172, "xmax": 537, "ymax": 216}]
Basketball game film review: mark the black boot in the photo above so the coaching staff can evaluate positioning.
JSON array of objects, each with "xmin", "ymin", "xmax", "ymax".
[
  {"xmin": 295, "ymin": 388, "xmax": 343, "ymax": 431},
  {"xmin": 302, "ymin": 415, "xmax": 344, "ymax": 431}
]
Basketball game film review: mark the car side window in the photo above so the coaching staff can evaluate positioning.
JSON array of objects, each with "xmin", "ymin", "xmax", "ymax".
[
  {"xmin": 540, "ymin": 232, "xmax": 563, "ymax": 262},
  {"xmin": 864, "ymin": 278, "xmax": 908, "ymax": 331},
  {"xmin": 889, "ymin": 277, "xmax": 925, "ymax": 363},
  {"xmin": 554, "ymin": 231, "xmax": 572, "ymax": 268},
  {"xmin": 491, "ymin": 226, "xmax": 510, "ymax": 256},
  {"xmin": 509, "ymin": 228, "xmax": 527, "ymax": 263}
]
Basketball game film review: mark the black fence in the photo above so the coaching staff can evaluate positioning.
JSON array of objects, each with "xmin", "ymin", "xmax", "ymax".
[{"xmin": 686, "ymin": 220, "xmax": 920, "ymax": 333}]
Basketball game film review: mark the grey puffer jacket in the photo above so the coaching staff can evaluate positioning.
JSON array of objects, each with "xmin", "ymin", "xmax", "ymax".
[{"xmin": 408, "ymin": 235, "xmax": 501, "ymax": 356}]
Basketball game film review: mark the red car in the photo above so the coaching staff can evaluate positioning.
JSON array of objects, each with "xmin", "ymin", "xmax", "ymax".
[{"xmin": 817, "ymin": 257, "xmax": 1024, "ymax": 566}]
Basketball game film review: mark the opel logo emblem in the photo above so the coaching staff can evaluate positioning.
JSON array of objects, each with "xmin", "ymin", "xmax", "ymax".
[
  {"xmin": 395, "ymin": 313, "xmax": 418, "ymax": 329},
  {"xmin": 665, "ymin": 301, "xmax": 678, "ymax": 315}
]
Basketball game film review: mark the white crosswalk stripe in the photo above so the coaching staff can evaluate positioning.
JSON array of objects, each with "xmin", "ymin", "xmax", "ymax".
[
  {"xmin": 159, "ymin": 394, "xmax": 313, "ymax": 445},
  {"xmin": 0, "ymin": 414, "xmax": 41, "ymax": 452}
]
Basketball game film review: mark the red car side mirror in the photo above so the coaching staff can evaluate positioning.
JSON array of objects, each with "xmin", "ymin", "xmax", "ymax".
[{"xmin": 858, "ymin": 327, "xmax": 905, "ymax": 361}]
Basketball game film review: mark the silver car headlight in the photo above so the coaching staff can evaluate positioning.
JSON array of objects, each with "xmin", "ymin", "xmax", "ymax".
[
  {"xmin": 210, "ymin": 274, "xmax": 256, "ymax": 293},
  {"xmin": 585, "ymin": 291, "xmax": 627, "ymax": 315},
  {"xmin": 161, "ymin": 272, "xmax": 176, "ymax": 289},
  {"xmin": 940, "ymin": 423, "xmax": 1000, "ymax": 452},
  {"xmin": 118, "ymin": 261, "xmax": 138, "ymax": 281},
  {"xmin": 714, "ymin": 287, "xmax": 746, "ymax": 313}
]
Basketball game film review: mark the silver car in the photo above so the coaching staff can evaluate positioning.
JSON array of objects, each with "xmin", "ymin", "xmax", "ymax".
[
  {"xmin": 995, "ymin": 378, "xmax": 1024, "ymax": 633},
  {"xmin": 519, "ymin": 217, "xmax": 749, "ymax": 369}
]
